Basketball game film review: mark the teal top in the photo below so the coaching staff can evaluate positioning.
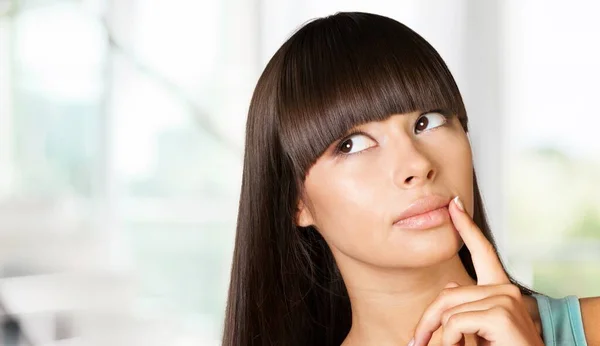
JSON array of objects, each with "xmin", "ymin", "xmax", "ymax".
[{"xmin": 532, "ymin": 293, "xmax": 588, "ymax": 346}]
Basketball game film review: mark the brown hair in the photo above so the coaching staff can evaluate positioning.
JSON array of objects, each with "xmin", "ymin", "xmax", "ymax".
[{"xmin": 223, "ymin": 12, "xmax": 535, "ymax": 346}]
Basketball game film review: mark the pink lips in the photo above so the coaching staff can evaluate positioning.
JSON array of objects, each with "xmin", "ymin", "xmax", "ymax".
[{"xmin": 392, "ymin": 195, "xmax": 452, "ymax": 230}]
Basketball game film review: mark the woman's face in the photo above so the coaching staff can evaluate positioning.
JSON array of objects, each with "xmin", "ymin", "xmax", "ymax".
[{"xmin": 296, "ymin": 111, "xmax": 474, "ymax": 268}]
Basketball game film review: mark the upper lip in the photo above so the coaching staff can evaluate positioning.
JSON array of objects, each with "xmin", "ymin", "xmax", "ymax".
[{"xmin": 393, "ymin": 195, "xmax": 451, "ymax": 224}]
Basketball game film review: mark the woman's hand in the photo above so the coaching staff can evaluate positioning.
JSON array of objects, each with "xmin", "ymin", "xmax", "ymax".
[{"xmin": 410, "ymin": 197, "xmax": 544, "ymax": 346}]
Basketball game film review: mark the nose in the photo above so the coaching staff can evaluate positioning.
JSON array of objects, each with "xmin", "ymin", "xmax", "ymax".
[{"xmin": 392, "ymin": 140, "xmax": 437, "ymax": 189}]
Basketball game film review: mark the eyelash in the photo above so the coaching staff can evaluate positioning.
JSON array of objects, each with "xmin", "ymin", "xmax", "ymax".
[{"xmin": 333, "ymin": 110, "xmax": 453, "ymax": 159}]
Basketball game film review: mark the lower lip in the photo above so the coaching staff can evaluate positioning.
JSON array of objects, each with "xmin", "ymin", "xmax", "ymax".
[{"xmin": 393, "ymin": 207, "xmax": 450, "ymax": 230}]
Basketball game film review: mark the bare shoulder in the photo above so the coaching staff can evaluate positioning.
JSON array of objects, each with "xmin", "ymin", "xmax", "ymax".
[{"xmin": 580, "ymin": 296, "xmax": 600, "ymax": 345}]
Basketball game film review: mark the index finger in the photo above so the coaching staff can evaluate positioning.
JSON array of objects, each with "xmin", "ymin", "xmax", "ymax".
[{"xmin": 450, "ymin": 196, "xmax": 509, "ymax": 285}]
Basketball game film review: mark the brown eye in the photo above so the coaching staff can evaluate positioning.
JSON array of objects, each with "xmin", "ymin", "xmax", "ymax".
[
  {"xmin": 415, "ymin": 112, "xmax": 447, "ymax": 134},
  {"xmin": 339, "ymin": 139, "xmax": 353, "ymax": 153},
  {"xmin": 337, "ymin": 134, "xmax": 376, "ymax": 155},
  {"xmin": 415, "ymin": 117, "xmax": 429, "ymax": 132}
]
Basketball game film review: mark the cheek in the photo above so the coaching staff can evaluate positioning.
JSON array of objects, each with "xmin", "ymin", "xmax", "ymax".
[
  {"xmin": 304, "ymin": 165, "xmax": 384, "ymax": 242},
  {"xmin": 441, "ymin": 137, "xmax": 472, "ymax": 178},
  {"xmin": 436, "ymin": 132, "xmax": 474, "ymax": 210}
]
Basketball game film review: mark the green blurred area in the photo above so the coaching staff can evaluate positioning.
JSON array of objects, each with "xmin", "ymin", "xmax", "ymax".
[
  {"xmin": 509, "ymin": 146, "xmax": 600, "ymax": 297},
  {"xmin": 533, "ymin": 261, "xmax": 600, "ymax": 298},
  {"xmin": 126, "ymin": 221, "xmax": 234, "ymax": 318}
]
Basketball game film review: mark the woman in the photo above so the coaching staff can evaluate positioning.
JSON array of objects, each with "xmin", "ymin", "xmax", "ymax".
[{"xmin": 223, "ymin": 12, "xmax": 598, "ymax": 346}]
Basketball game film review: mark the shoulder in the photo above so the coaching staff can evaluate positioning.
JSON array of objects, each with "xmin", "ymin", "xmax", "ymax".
[{"xmin": 580, "ymin": 296, "xmax": 600, "ymax": 345}]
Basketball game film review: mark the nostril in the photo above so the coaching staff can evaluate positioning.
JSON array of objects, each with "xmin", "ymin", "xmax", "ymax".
[
  {"xmin": 427, "ymin": 170, "xmax": 435, "ymax": 180},
  {"xmin": 405, "ymin": 176, "xmax": 414, "ymax": 184}
]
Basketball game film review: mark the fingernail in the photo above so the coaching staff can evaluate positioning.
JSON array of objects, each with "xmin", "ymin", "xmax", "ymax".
[
  {"xmin": 453, "ymin": 196, "xmax": 464, "ymax": 212},
  {"xmin": 407, "ymin": 338, "xmax": 415, "ymax": 346}
]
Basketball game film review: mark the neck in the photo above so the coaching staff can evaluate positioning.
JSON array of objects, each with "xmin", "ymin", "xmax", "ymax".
[{"xmin": 335, "ymin": 251, "xmax": 477, "ymax": 346}]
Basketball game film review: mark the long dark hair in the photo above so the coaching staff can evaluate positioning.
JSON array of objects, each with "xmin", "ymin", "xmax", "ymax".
[{"xmin": 223, "ymin": 12, "xmax": 535, "ymax": 346}]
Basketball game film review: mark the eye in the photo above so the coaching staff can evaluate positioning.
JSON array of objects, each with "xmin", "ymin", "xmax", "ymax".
[
  {"xmin": 414, "ymin": 112, "xmax": 448, "ymax": 134},
  {"xmin": 337, "ymin": 133, "xmax": 376, "ymax": 155}
]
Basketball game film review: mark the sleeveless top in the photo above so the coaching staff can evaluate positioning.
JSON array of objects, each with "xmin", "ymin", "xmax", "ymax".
[{"xmin": 532, "ymin": 293, "xmax": 588, "ymax": 346}]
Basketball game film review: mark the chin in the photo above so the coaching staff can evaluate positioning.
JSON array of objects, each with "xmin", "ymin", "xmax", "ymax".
[
  {"xmin": 374, "ymin": 224, "xmax": 464, "ymax": 268},
  {"xmin": 328, "ymin": 222, "xmax": 463, "ymax": 270}
]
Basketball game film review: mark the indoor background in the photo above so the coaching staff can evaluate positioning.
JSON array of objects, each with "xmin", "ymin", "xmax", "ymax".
[{"xmin": 0, "ymin": 0, "xmax": 599, "ymax": 345}]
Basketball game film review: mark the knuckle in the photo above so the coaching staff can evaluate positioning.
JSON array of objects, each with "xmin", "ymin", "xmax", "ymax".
[
  {"xmin": 498, "ymin": 294, "xmax": 517, "ymax": 309},
  {"xmin": 441, "ymin": 309, "xmax": 453, "ymax": 326},
  {"xmin": 492, "ymin": 305, "xmax": 513, "ymax": 321},
  {"xmin": 440, "ymin": 287, "xmax": 453, "ymax": 297},
  {"xmin": 445, "ymin": 313, "xmax": 460, "ymax": 329},
  {"xmin": 439, "ymin": 285, "xmax": 458, "ymax": 301},
  {"xmin": 506, "ymin": 284, "xmax": 522, "ymax": 298},
  {"xmin": 436, "ymin": 290, "xmax": 454, "ymax": 309}
]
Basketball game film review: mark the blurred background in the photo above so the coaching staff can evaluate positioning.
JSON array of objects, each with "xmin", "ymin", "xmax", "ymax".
[{"xmin": 0, "ymin": 0, "xmax": 598, "ymax": 344}]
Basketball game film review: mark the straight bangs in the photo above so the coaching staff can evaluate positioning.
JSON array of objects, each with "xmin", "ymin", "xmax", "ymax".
[{"xmin": 276, "ymin": 12, "xmax": 468, "ymax": 177}]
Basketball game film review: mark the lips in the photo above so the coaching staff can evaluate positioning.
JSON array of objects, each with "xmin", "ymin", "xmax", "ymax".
[{"xmin": 392, "ymin": 195, "xmax": 452, "ymax": 230}]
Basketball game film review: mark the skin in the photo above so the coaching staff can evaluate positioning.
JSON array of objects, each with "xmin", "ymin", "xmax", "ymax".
[{"xmin": 296, "ymin": 111, "xmax": 600, "ymax": 345}]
